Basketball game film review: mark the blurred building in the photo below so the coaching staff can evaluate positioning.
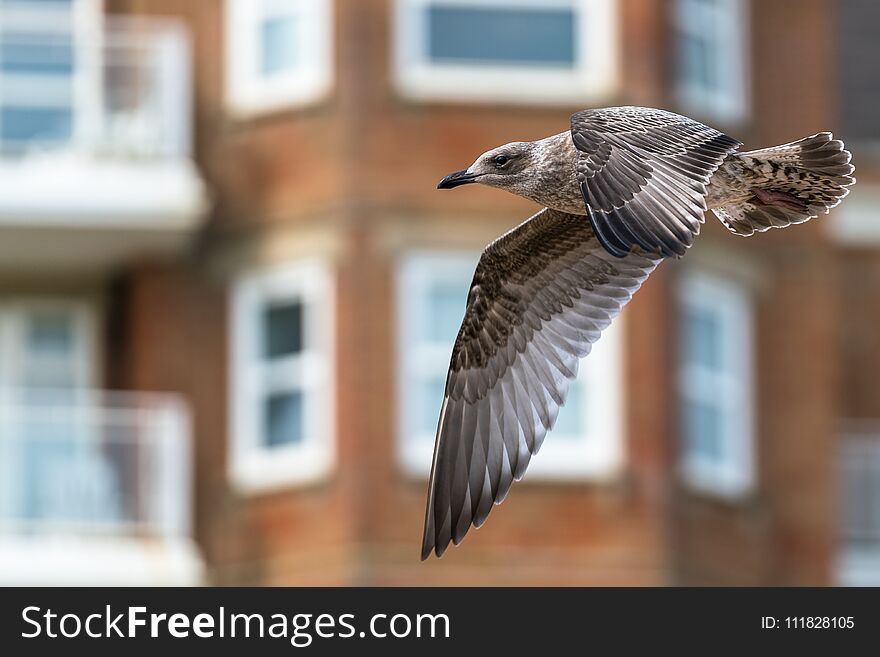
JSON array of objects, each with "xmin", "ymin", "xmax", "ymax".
[
  {"xmin": 0, "ymin": 0, "xmax": 878, "ymax": 586},
  {"xmin": 0, "ymin": 0, "xmax": 204, "ymax": 584}
]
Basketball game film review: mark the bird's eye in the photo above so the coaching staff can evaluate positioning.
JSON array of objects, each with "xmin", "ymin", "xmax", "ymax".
[{"xmin": 493, "ymin": 155, "xmax": 510, "ymax": 167}]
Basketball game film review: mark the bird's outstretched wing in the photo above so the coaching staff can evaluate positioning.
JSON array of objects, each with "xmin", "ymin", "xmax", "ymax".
[
  {"xmin": 421, "ymin": 208, "xmax": 661, "ymax": 559},
  {"xmin": 571, "ymin": 106, "xmax": 741, "ymax": 258}
]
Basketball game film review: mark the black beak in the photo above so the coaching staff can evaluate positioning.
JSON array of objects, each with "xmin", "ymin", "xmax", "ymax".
[{"xmin": 437, "ymin": 169, "xmax": 479, "ymax": 190}]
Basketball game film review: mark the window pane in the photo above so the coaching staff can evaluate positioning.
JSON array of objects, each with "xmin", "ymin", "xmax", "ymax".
[
  {"xmin": 839, "ymin": 0, "xmax": 880, "ymax": 140},
  {"xmin": 689, "ymin": 0, "xmax": 721, "ymax": 11},
  {"xmin": 554, "ymin": 380, "xmax": 583, "ymax": 437},
  {"xmin": 678, "ymin": 31, "xmax": 715, "ymax": 90},
  {"xmin": 683, "ymin": 305, "xmax": 720, "ymax": 369},
  {"xmin": 14, "ymin": 432, "xmax": 124, "ymax": 526},
  {"xmin": 427, "ymin": 277, "xmax": 469, "ymax": 344},
  {"xmin": 0, "ymin": 105, "xmax": 72, "ymax": 143},
  {"xmin": 427, "ymin": 6, "xmax": 576, "ymax": 67},
  {"xmin": 0, "ymin": 34, "xmax": 73, "ymax": 75},
  {"xmin": 260, "ymin": 15, "xmax": 298, "ymax": 76},
  {"xmin": 419, "ymin": 376, "xmax": 447, "ymax": 437},
  {"xmin": 6, "ymin": 0, "xmax": 74, "ymax": 5},
  {"xmin": 675, "ymin": 0, "xmax": 723, "ymax": 93},
  {"xmin": 263, "ymin": 301, "xmax": 303, "ymax": 359},
  {"xmin": 28, "ymin": 310, "xmax": 74, "ymax": 355},
  {"xmin": 22, "ymin": 310, "xmax": 78, "ymax": 388},
  {"xmin": 842, "ymin": 439, "xmax": 880, "ymax": 545},
  {"xmin": 264, "ymin": 391, "xmax": 304, "ymax": 447},
  {"xmin": 684, "ymin": 399, "xmax": 722, "ymax": 463}
]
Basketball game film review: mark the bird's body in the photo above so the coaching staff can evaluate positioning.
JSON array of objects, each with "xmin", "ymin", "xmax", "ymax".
[
  {"xmin": 424, "ymin": 106, "xmax": 855, "ymax": 560},
  {"xmin": 516, "ymin": 131, "xmax": 585, "ymax": 214},
  {"xmin": 501, "ymin": 129, "xmax": 805, "ymax": 215}
]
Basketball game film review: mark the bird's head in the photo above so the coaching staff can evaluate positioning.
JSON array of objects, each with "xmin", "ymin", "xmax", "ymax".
[{"xmin": 437, "ymin": 141, "xmax": 540, "ymax": 196}]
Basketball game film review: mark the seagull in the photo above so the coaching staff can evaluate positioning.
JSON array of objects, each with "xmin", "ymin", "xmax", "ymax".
[{"xmin": 421, "ymin": 105, "xmax": 855, "ymax": 560}]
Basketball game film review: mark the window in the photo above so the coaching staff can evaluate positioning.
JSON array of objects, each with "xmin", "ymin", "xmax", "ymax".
[
  {"xmin": 225, "ymin": 0, "xmax": 333, "ymax": 115},
  {"xmin": 396, "ymin": 252, "xmax": 623, "ymax": 480},
  {"xmin": 229, "ymin": 261, "xmax": 334, "ymax": 492},
  {"xmin": 0, "ymin": 299, "xmax": 98, "ymax": 528},
  {"xmin": 0, "ymin": 300, "xmax": 95, "ymax": 390},
  {"xmin": 677, "ymin": 271, "xmax": 753, "ymax": 497},
  {"xmin": 672, "ymin": 0, "xmax": 748, "ymax": 122},
  {"xmin": 838, "ymin": 0, "xmax": 880, "ymax": 144},
  {"xmin": 0, "ymin": 0, "xmax": 101, "ymax": 152},
  {"xmin": 393, "ymin": 0, "xmax": 618, "ymax": 104},
  {"xmin": 838, "ymin": 430, "xmax": 880, "ymax": 585}
]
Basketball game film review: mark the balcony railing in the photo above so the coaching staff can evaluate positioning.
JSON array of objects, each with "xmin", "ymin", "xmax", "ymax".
[
  {"xmin": 838, "ymin": 428, "xmax": 880, "ymax": 584},
  {"xmin": 0, "ymin": 389, "xmax": 192, "ymax": 541},
  {"xmin": 0, "ymin": 15, "xmax": 191, "ymax": 158},
  {"xmin": 841, "ymin": 431, "xmax": 880, "ymax": 546}
]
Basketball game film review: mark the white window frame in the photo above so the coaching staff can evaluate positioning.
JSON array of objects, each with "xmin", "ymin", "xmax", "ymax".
[
  {"xmin": 224, "ymin": 0, "xmax": 333, "ymax": 116},
  {"xmin": 677, "ymin": 270, "xmax": 754, "ymax": 498},
  {"xmin": 393, "ymin": 0, "xmax": 618, "ymax": 105},
  {"xmin": 229, "ymin": 260, "xmax": 335, "ymax": 493},
  {"xmin": 672, "ymin": 0, "xmax": 749, "ymax": 123},
  {"xmin": 396, "ymin": 251, "xmax": 623, "ymax": 482}
]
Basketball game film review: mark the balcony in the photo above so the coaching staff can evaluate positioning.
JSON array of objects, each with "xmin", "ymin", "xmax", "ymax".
[
  {"xmin": 0, "ymin": 15, "xmax": 207, "ymax": 273},
  {"xmin": 838, "ymin": 428, "xmax": 880, "ymax": 585},
  {"xmin": 0, "ymin": 389, "xmax": 203, "ymax": 585}
]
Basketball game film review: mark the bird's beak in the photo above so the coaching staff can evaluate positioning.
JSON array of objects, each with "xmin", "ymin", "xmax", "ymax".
[{"xmin": 437, "ymin": 169, "xmax": 479, "ymax": 189}]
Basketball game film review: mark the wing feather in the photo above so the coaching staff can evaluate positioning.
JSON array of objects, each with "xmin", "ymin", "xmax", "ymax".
[
  {"xmin": 571, "ymin": 106, "xmax": 741, "ymax": 258},
  {"xmin": 421, "ymin": 208, "xmax": 661, "ymax": 559}
]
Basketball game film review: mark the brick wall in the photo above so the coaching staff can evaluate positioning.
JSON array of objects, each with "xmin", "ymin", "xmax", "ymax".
[{"xmin": 110, "ymin": 0, "xmax": 872, "ymax": 585}]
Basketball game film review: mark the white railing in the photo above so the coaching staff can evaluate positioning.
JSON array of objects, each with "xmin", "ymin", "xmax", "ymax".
[
  {"xmin": 838, "ymin": 429, "xmax": 880, "ymax": 585},
  {"xmin": 0, "ymin": 389, "xmax": 193, "ymax": 540},
  {"xmin": 0, "ymin": 15, "xmax": 191, "ymax": 158},
  {"xmin": 841, "ymin": 432, "xmax": 880, "ymax": 547}
]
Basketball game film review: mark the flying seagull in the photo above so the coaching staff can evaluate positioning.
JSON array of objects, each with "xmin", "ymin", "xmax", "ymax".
[{"xmin": 421, "ymin": 105, "xmax": 855, "ymax": 560}]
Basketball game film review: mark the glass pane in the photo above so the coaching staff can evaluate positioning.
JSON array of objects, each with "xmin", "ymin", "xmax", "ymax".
[
  {"xmin": 419, "ymin": 376, "xmax": 447, "ymax": 437},
  {"xmin": 689, "ymin": 0, "xmax": 721, "ymax": 10},
  {"xmin": 839, "ymin": 0, "xmax": 880, "ymax": 140},
  {"xmin": 683, "ymin": 305, "xmax": 720, "ymax": 370},
  {"xmin": 22, "ymin": 359, "xmax": 77, "ymax": 388},
  {"xmin": 6, "ymin": 0, "xmax": 74, "ymax": 5},
  {"xmin": 263, "ymin": 301, "xmax": 303, "ymax": 359},
  {"xmin": 264, "ymin": 390, "xmax": 304, "ymax": 447},
  {"xmin": 0, "ymin": 105, "xmax": 72, "ymax": 143},
  {"xmin": 678, "ymin": 31, "xmax": 715, "ymax": 90},
  {"xmin": 843, "ymin": 442, "xmax": 880, "ymax": 544},
  {"xmin": 554, "ymin": 380, "xmax": 583, "ymax": 437},
  {"xmin": 427, "ymin": 277, "xmax": 469, "ymax": 344},
  {"xmin": 22, "ymin": 311, "xmax": 78, "ymax": 388},
  {"xmin": 427, "ymin": 6, "xmax": 576, "ymax": 67},
  {"xmin": 28, "ymin": 310, "xmax": 74, "ymax": 355},
  {"xmin": 260, "ymin": 14, "xmax": 298, "ymax": 76},
  {"xmin": 14, "ymin": 431, "xmax": 124, "ymax": 526},
  {"xmin": 684, "ymin": 399, "xmax": 722, "ymax": 463},
  {"xmin": 0, "ymin": 34, "xmax": 73, "ymax": 74}
]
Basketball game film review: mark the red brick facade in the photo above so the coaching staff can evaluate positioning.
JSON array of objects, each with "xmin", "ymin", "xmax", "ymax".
[{"xmin": 100, "ymin": 0, "xmax": 879, "ymax": 585}]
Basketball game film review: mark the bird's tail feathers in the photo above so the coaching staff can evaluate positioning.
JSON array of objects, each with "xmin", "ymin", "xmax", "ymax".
[{"xmin": 713, "ymin": 132, "xmax": 856, "ymax": 236}]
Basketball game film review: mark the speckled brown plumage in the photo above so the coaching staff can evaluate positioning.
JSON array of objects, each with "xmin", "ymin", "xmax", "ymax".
[
  {"xmin": 708, "ymin": 132, "xmax": 855, "ymax": 235},
  {"xmin": 449, "ymin": 212, "xmax": 613, "ymax": 374},
  {"xmin": 421, "ymin": 208, "xmax": 659, "ymax": 560}
]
